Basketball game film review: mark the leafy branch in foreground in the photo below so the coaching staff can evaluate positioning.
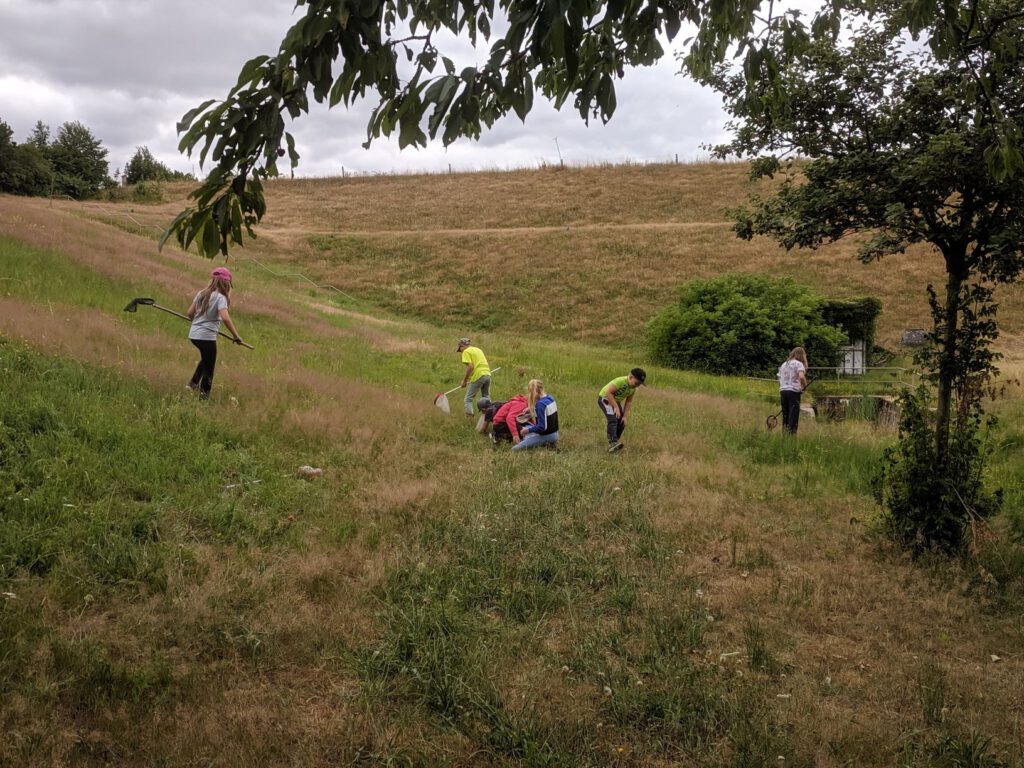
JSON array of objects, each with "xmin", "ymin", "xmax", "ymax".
[
  {"xmin": 708, "ymin": 3, "xmax": 1024, "ymax": 553},
  {"xmin": 165, "ymin": 0, "xmax": 1024, "ymax": 259},
  {"xmin": 163, "ymin": 0, "xmax": 850, "ymax": 257}
]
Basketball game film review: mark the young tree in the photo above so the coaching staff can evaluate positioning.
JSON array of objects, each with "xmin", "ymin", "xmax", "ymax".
[
  {"xmin": 49, "ymin": 120, "xmax": 110, "ymax": 198},
  {"xmin": 705, "ymin": 6, "xmax": 1023, "ymax": 550},
  {"xmin": 124, "ymin": 146, "xmax": 174, "ymax": 184},
  {"xmin": 27, "ymin": 120, "xmax": 50, "ymax": 151},
  {"xmin": 710, "ymin": 6, "xmax": 1024, "ymax": 458}
]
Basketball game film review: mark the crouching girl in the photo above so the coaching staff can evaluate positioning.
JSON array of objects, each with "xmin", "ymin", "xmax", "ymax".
[{"xmin": 513, "ymin": 379, "xmax": 559, "ymax": 451}]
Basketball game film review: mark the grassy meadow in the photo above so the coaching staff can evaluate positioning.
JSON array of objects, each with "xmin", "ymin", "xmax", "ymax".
[{"xmin": 1, "ymin": 162, "xmax": 1023, "ymax": 767}]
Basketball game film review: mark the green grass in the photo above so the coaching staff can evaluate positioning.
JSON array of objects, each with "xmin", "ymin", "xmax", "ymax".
[{"xmin": 2, "ymin": 195, "xmax": 1024, "ymax": 766}]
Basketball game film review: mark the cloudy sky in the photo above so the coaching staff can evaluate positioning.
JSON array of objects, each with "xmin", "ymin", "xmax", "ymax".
[{"xmin": 0, "ymin": 0, "xmax": 732, "ymax": 178}]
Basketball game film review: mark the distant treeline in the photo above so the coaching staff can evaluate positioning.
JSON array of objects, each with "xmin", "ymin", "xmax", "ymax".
[{"xmin": 0, "ymin": 118, "xmax": 193, "ymax": 199}]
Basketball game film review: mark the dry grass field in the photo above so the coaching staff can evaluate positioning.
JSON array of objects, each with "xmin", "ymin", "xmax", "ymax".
[
  {"xmin": 1, "ymin": 163, "xmax": 1022, "ymax": 767},
  {"xmin": 84, "ymin": 164, "xmax": 1024, "ymax": 357}
]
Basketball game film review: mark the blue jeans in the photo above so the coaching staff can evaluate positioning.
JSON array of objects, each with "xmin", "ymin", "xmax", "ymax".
[
  {"xmin": 512, "ymin": 431, "xmax": 559, "ymax": 451},
  {"xmin": 464, "ymin": 376, "xmax": 491, "ymax": 415}
]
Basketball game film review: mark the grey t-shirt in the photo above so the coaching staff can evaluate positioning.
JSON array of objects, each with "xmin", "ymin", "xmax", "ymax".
[{"xmin": 188, "ymin": 291, "xmax": 228, "ymax": 341}]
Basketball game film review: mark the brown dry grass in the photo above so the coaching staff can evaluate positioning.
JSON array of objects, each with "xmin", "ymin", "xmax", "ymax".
[
  {"xmin": 43, "ymin": 163, "xmax": 1024, "ymax": 358},
  {"xmin": 2, "ymin": 166, "xmax": 1023, "ymax": 767}
]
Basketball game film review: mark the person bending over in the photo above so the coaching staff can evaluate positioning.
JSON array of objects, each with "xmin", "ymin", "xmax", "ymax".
[
  {"xmin": 598, "ymin": 367, "xmax": 645, "ymax": 452},
  {"xmin": 456, "ymin": 337, "xmax": 492, "ymax": 417}
]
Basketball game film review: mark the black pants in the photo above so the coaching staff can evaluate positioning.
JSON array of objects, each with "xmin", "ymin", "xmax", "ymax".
[
  {"xmin": 780, "ymin": 390, "xmax": 801, "ymax": 434},
  {"xmin": 189, "ymin": 339, "xmax": 218, "ymax": 398},
  {"xmin": 598, "ymin": 396, "xmax": 625, "ymax": 444},
  {"xmin": 492, "ymin": 422, "xmax": 513, "ymax": 443}
]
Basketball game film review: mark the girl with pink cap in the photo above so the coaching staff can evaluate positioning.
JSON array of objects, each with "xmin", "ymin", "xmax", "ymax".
[{"xmin": 185, "ymin": 267, "xmax": 244, "ymax": 399}]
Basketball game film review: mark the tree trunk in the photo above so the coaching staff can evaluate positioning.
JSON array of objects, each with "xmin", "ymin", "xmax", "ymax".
[{"xmin": 935, "ymin": 258, "xmax": 965, "ymax": 462}]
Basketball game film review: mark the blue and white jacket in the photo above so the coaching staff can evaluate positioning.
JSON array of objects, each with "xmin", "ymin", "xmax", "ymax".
[{"xmin": 523, "ymin": 394, "xmax": 559, "ymax": 435}]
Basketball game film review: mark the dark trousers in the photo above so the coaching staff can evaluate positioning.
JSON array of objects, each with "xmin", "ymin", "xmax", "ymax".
[
  {"xmin": 492, "ymin": 422, "xmax": 513, "ymax": 443},
  {"xmin": 598, "ymin": 396, "xmax": 625, "ymax": 444},
  {"xmin": 780, "ymin": 390, "xmax": 802, "ymax": 434},
  {"xmin": 189, "ymin": 339, "xmax": 218, "ymax": 398}
]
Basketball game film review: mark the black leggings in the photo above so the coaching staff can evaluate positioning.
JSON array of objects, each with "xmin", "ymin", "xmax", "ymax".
[
  {"xmin": 189, "ymin": 339, "xmax": 218, "ymax": 397},
  {"xmin": 780, "ymin": 390, "xmax": 801, "ymax": 434}
]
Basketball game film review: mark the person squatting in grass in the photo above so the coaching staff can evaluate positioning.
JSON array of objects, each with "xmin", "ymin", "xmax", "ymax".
[
  {"xmin": 512, "ymin": 379, "xmax": 559, "ymax": 451},
  {"xmin": 598, "ymin": 367, "xmax": 645, "ymax": 452},
  {"xmin": 186, "ymin": 267, "xmax": 244, "ymax": 399},
  {"xmin": 778, "ymin": 346, "xmax": 809, "ymax": 435},
  {"xmin": 456, "ymin": 337, "xmax": 492, "ymax": 417},
  {"xmin": 475, "ymin": 397, "xmax": 506, "ymax": 437},
  {"xmin": 491, "ymin": 393, "xmax": 532, "ymax": 447}
]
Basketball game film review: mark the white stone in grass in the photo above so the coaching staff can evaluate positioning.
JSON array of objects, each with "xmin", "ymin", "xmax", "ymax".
[{"xmin": 991, "ymin": 654, "xmax": 1002, "ymax": 662}]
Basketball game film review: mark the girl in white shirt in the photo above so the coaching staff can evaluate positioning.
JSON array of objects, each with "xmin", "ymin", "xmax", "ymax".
[
  {"xmin": 778, "ymin": 347, "xmax": 808, "ymax": 434},
  {"xmin": 186, "ymin": 267, "xmax": 244, "ymax": 399}
]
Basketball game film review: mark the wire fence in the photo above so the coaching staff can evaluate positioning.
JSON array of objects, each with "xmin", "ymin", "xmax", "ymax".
[{"xmin": 747, "ymin": 367, "xmax": 920, "ymax": 399}]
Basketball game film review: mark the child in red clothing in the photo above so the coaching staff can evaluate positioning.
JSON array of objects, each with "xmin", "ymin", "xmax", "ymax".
[{"xmin": 491, "ymin": 394, "xmax": 532, "ymax": 446}]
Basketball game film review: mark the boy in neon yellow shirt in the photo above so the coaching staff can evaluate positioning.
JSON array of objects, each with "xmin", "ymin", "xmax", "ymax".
[
  {"xmin": 598, "ymin": 367, "xmax": 646, "ymax": 452},
  {"xmin": 456, "ymin": 337, "xmax": 492, "ymax": 417}
]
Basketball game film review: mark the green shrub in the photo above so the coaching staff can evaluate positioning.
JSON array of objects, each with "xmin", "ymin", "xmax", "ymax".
[
  {"xmin": 872, "ymin": 388, "xmax": 1002, "ymax": 555},
  {"xmin": 646, "ymin": 274, "xmax": 847, "ymax": 376},
  {"xmin": 131, "ymin": 180, "xmax": 164, "ymax": 202}
]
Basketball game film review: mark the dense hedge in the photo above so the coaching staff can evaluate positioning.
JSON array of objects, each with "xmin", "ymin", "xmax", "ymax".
[{"xmin": 646, "ymin": 274, "xmax": 848, "ymax": 376}]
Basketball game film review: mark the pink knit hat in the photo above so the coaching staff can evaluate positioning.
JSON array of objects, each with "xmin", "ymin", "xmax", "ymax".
[{"xmin": 211, "ymin": 267, "xmax": 233, "ymax": 281}]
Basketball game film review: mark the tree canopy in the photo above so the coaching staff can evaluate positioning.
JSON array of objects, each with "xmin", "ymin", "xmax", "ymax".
[
  {"xmin": 164, "ymin": 0, "xmax": 1024, "ymax": 258},
  {"xmin": 49, "ymin": 121, "xmax": 110, "ymax": 199},
  {"xmin": 0, "ymin": 119, "xmax": 53, "ymax": 197},
  {"xmin": 709, "ymin": 4, "xmax": 1024, "ymax": 459},
  {"xmin": 123, "ymin": 146, "xmax": 193, "ymax": 185}
]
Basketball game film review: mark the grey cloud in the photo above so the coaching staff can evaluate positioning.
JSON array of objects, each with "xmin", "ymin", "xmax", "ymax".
[{"xmin": 0, "ymin": 1, "xmax": 729, "ymax": 177}]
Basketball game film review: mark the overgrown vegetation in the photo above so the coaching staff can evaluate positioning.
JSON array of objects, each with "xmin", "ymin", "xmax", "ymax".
[
  {"xmin": 1, "ymin": 168, "xmax": 1023, "ymax": 766},
  {"xmin": 646, "ymin": 274, "xmax": 847, "ymax": 376},
  {"xmin": 709, "ymin": 7, "xmax": 1024, "ymax": 558},
  {"xmin": 874, "ymin": 388, "xmax": 1002, "ymax": 554}
]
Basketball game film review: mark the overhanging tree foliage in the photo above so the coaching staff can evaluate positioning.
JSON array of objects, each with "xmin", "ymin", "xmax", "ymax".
[
  {"xmin": 164, "ymin": 0, "xmax": 1022, "ymax": 258},
  {"xmin": 708, "ymin": 6, "xmax": 1024, "ymax": 461},
  {"xmin": 705, "ymin": 4, "xmax": 1023, "ymax": 551}
]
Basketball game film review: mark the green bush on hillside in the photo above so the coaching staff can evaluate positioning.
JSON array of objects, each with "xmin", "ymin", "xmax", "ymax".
[{"xmin": 646, "ymin": 274, "xmax": 847, "ymax": 377}]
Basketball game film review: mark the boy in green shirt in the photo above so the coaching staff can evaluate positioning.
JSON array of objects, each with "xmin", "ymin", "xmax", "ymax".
[
  {"xmin": 456, "ymin": 337, "xmax": 492, "ymax": 417},
  {"xmin": 598, "ymin": 367, "xmax": 646, "ymax": 452}
]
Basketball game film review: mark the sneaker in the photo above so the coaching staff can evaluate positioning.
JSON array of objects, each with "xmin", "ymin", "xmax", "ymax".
[
  {"xmin": 490, "ymin": 432, "xmax": 498, "ymax": 445},
  {"xmin": 608, "ymin": 442, "xmax": 624, "ymax": 453}
]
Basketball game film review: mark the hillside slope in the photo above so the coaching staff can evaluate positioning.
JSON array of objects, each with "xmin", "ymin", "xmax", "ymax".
[
  {"xmin": 0, "ymin": 172, "xmax": 1022, "ymax": 767},
  {"xmin": 72, "ymin": 163, "xmax": 1024, "ymax": 364}
]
